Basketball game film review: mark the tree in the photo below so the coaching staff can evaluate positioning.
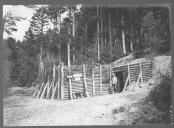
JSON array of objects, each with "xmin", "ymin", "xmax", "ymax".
[{"xmin": 46, "ymin": 6, "xmax": 66, "ymax": 64}]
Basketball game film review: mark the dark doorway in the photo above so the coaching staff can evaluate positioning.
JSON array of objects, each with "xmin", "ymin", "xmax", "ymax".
[{"xmin": 114, "ymin": 71, "xmax": 124, "ymax": 93}]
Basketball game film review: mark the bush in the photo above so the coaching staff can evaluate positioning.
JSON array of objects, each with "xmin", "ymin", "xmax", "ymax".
[{"xmin": 148, "ymin": 74, "xmax": 171, "ymax": 112}]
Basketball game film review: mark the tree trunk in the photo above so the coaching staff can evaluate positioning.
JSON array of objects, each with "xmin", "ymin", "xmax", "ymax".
[
  {"xmin": 67, "ymin": 24, "xmax": 71, "ymax": 67},
  {"xmin": 58, "ymin": 15, "xmax": 61, "ymax": 64},
  {"xmin": 97, "ymin": 5, "xmax": 100, "ymax": 62},
  {"xmin": 130, "ymin": 24, "xmax": 134, "ymax": 52},
  {"xmin": 68, "ymin": 8, "xmax": 72, "ymax": 100},
  {"xmin": 104, "ymin": 38, "xmax": 107, "ymax": 51},
  {"xmin": 121, "ymin": 15, "xmax": 126, "ymax": 55},
  {"xmin": 109, "ymin": 13, "xmax": 112, "ymax": 57},
  {"xmin": 100, "ymin": 7, "xmax": 104, "ymax": 53},
  {"xmin": 72, "ymin": 9, "xmax": 75, "ymax": 64}
]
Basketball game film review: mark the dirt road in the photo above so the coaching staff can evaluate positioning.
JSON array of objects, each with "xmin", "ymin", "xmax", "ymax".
[{"xmin": 3, "ymin": 87, "xmax": 150, "ymax": 126}]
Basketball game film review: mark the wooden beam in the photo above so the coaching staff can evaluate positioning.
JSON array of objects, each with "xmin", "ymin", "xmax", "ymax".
[
  {"xmin": 40, "ymin": 80, "xmax": 49, "ymax": 99},
  {"xmin": 51, "ymin": 81, "xmax": 59, "ymax": 99},
  {"xmin": 135, "ymin": 73, "xmax": 141, "ymax": 90},
  {"xmin": 60, "ymin": 64, "xmax": 64, "ymax": 99},
  {"xmin": 128, "ymin": 63, "xmax": 130, "ymax": 84},
  {"xmin": 99, "ymin": 65, "xmax": 102, "ymax": 94},
  {"xmin": 109, "ymin": 66, "xmax": 112, "ymax": 87},
  {"xmin": 139, "ymin": 60, "xmax": 143, "ymax": 84},
  {"xmin": 46, "ymin": 81, "xmax": 54, "ymax": 99},
  {"xmin": 92, "ymin": 67, "xmax": 95, "ymax": 95},
  {"xmin": 68, "ymin": 66, "xmax": 73, "ymax": 100},
  {"xmin": 123, "ymin": 75, "xmax": 129, "ymax": 92},
  {"xmin": 33, "ymin": 84, "xmax": 39, "ymax": 98},
  {"xmin": 36, "ymin": 83, "xmax": 44, "ymax": 98},
  {"xmin": 83, "ymin": 64, "xmax": 89, "ymax": 97}
]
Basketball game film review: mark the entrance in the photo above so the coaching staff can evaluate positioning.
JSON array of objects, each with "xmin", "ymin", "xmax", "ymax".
[{"xmin": 114, "ymin": 71, "xmax": 124, "ymax": 93}]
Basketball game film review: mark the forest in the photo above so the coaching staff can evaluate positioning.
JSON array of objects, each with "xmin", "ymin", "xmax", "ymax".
[{"xmin": 3, "ymin": 5, "xmax": 170, "ymax": 87}]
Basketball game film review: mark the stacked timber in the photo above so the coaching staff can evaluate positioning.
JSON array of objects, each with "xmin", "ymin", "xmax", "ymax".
[
  {"xmin": 93, "ymin": 66, "xmax": 100, "ymax": 95},
  {"xmin": 129, "ymin": 63, "xmax": 140, "ymax": 83},
  {"xmin": 141, "ymin": 60, "xmax": 152, "ymax": 82},
  {"xmin": 71, "ymin": 79, "xmax": 84, "ymax": 94},
  {"xmin": 86, "ymin": 77, "xmax": 93, "ymax": 96}
]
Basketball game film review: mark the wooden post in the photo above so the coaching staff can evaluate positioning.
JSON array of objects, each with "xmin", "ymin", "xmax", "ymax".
[
  {"xmin": 40, "ymin": 80, "xmax": 49, "ymax": 99},
  {"xmin": 83, "ymin": 64, "xmax": 89, "ymax": 97},
  {"xmin": 58, "ymin": 65, "xmax": 61, "ymax": 99},
  {"xmin": 51, "ymin": 65, "xmax": 60, "ymax": 99},
  {"xmin": 36, "ymin": 83, "xmax": 44, "ymax": 98},
  {"xmin": 92, "ymin": 67, "xmax": 95, "ymax": 95},
  {"xmin": 33, "ymin": 84, "xmax": 39, "ymax": 97},
  {"xmin": 128, "ymin": 63, "xmax": 130, "ymax": 84},
  {"xmin": 60, "ymin": 64, "xmax": 64, "ymax": 99},
  {"xmin": 51, "ymin": 81, "xmax": 58, "ymax": 99},
  {"xmin": 139, "ymin": 60, "xmax": 143, "ymax": 84},
  {"xmin": 68, "ymin": 66, "xmax": 73, "ymax": 100},
  {"xmin": 46, "ymin": 82, "xmax": 53, "ymax": 99},
  {"xmin": 123, "ymin": 75, "xmax": 129, "ymax": 92},
  {"xmin": 135, "ymin": 73, "xmax": 141, "ymax": 88},
  {"xmin": 52, "ymin": 65, "xmax": 56, "ymax": 95},
  {"xmin": 99, "ymin": 65, "xmax": 102, "ymax": 94},
  {"xmin": 109, "ymin": 66, "xmax": 112, "ymax": 87}
]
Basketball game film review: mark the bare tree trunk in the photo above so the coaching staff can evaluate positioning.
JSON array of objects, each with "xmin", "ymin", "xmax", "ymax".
[
  {"xmin": 130, "ymin": 24, "xmax": 134, "ymax": 52},
  {"xmin": 121, "ymin": 15, "xmax": 126, "ymax": 55},
  {"xmin": 85, "ymin": 24, "xmax": 88, "ymax": 52},
  {"xmin": 105, "ymin": 38, "xmax": 107, "ymax": 50},
  {"xmin": 109, "ymin": 13, "xmax": 112, "ymax": 57},
  {"xmin": 100, "ymin": 7, "xmax": 104, "ymax": 53},
  {"xmin": 72, "ymin": 9, "xmax": 75, "ymax": 64},
  {"xmin": 58, "ymin": 16, "xmax": 62, "ymax": 64},
  {"xmin": 67, "ymin": 24, "xmax": 71, "ymax": 67},
  {"xmin": 97, "ymin": 5, "xmax": 100, "ymax": 62},
  {"xmin": 68, "ymin": 8, "xmax": 72, "ymax": 100}
]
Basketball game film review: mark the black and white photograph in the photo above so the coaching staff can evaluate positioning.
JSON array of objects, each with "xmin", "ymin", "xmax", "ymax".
[{"xmin": 2, "ymin": 3, "xmax": 172, "ymax": 126}]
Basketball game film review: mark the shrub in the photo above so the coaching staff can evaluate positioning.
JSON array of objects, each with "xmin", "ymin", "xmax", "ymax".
[{"xmin": 148, "ymin": 74, "xmax": 171, "ymax": 112}]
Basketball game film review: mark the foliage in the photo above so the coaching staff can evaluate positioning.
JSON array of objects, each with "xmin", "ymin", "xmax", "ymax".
[
  {"xmin": 6, "ymin": 6, "xmax": 170, "ymax": 87},
  {"xmin": 148, "ymin": 74, "xmax": 171, "ymax": 112}
]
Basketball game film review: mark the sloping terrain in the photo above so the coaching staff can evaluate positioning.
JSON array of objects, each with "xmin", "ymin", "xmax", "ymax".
[
  {"xmin": 3, "ymin": 55, "xmax": 171, "ymax": 126},
  {"xmin": 4, "ymin": 86, "xmax": 150, "ymax": 126}
]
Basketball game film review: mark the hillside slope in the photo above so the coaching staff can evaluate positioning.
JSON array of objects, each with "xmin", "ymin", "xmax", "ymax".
[
  {"xmin": 3, "ymin": 55, "xmax": 171, "ymax": 126},
  {"xmin": 4, "ymin": 86, "xmax": 151, "ymax": 126}
]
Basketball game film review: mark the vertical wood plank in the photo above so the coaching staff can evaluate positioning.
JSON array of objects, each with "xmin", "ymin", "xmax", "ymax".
[
  {"xmin": 40, "ymin": 80, "xmax": 49, "ymax": 99},
  {"xmin": 52, "ymin": 65, "xmax": 56, "ymax": 96},
  {"xmin": 128, "ymin": 63, "xmax": 130, "ymax": 84},
  {"xmin": 36, "ymin": 83, "xmax": 44, "ymax": 98},
  {"xmin": 83, "ymin": 64, "xmax": 89, "ymax": 97},
  {"xmin": 140, "ymin": 60, "xmax": 143, "ymax": 83},
  {"xmin": 68, "ymin": 66, "xmax": 73, "ymax": 100},
  {"xmin": 123, "ymin": 75, "xmax": 129, "ymax": 92},
  {"xmin": 99, "ymin": 65, "xmax": 102, "ymax": 94},
  {"xmin": 58, "ymin": 65, "xmax": 61, "ymax": 99},
  {"xmin": 92, "ymin": 67, "xmax": 95, "ymax": 95},
  {"xmin": 61, "ymin": 65, "xmax": 64, "ymax": 99},
  {"xmin": 109, "ymin": 66, "xmax": 112, "ymax": 87}
]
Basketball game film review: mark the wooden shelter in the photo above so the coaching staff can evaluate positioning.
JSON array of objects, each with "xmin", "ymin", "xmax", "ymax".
[{"xmin": 33, "ymin": 59, "xmax": 152, "ymax": 100}]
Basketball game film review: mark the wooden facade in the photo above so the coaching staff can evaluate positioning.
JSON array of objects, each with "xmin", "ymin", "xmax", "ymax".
[{"xmin": 33, "ymin": 60, "xmax": 153, "ymax": 100}]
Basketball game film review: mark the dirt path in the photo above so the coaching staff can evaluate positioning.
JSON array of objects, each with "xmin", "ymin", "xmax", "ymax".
[{"xmin": 4, "ymin": 87, "xmax": 150, "ymax": 126}]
